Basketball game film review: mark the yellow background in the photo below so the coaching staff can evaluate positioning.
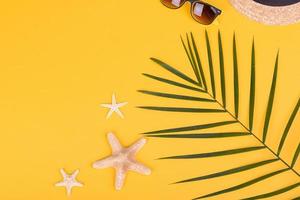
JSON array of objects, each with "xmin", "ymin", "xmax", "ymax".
[{"xmin": 0, "ymin": 0, "xmax": 299, "ymax": 199}]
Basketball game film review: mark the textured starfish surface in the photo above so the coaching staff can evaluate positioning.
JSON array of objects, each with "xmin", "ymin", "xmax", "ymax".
[
  {"xmin": 93, "ymin": 132, "xmax": 151, "ymax": 190},
  {"xmin": 101, "ymin": 93, "xmax": 127, "ymax": 119},
  {"xmin": 55, "ymin": 169, "xmax": 83, "ymax": 196}
]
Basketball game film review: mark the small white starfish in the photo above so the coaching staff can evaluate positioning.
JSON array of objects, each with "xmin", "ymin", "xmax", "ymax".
[
  {"xmin": 55, "ymin": 169, "xmax": 83, "ymax": 196},
  {"xmin": 92, "ymin": 132, "xmax": 151, "ymax": 190},
  {"xmin": 101, "ymin": 93, "xmax": 128, "ymax": 119}
]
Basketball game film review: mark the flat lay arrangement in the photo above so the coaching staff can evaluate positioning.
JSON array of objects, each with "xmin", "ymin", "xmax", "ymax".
[{"xmin": 0, "ymin": 1, "xmax": 299, "ymax": 200}]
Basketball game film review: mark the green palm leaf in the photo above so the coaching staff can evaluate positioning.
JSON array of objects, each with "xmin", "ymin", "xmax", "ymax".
[
  {"xmin": 205, "ymin": 30, "xmax": 216, "ymax": 98},
  {"xmin": 138, "ymin": 106, "xmax": 224, "ymax": 113},
  {"xmin": 277, "ymin": 98, "xmax": 300, "ymax": 155},
  {"xmin": 142, "ymin": 73, "xmax": 205, "ymax": 93},
  {"xmin": 292, "ymin": 143, "xmax": 300, "ymax": 168},
  {"xmin": 186, "ymin": 33, "xmax": 202, "ymax": 86},
  {"xmin": 139, "ymin": 31, "xmax": 300, "ymax": 199},
  {"xmin": 194, "ymin": 168, "xmax": 289, "ymax": 199},
  {"xmin": 159, "ymin": 146, "xmax": 265, "ymax": 160},
  {"xmin": 148, "ymin": 132, "xmax": 250, "ymax": 139},
  {"xmin": 143, "ymin": 120, "xmax": 237, "ymax": 134},
  {"xmin": 181, "ymin": 35, "xmax": 202, "ymax": 86},
  {"xmin": 242, "ymin": 182, "xmax": 300, "ymax": 200},
  {"xmin": 218, "ymin": 31, "xmax": 226, "ymax": 108},
  {"xmin": 190, "ymin": 32, "xmax": 207, "ymax": 90},
  {"xmin": 262, "ymin": 52, "xmax": 279, "ymax": 143},
  {"xmin": 175, "ymin": 159, "xmax": 277, "ymax": 184},
  {"xmin": 138, "ymin": 90, "xmax": 213, "ymax": 102},
  {"xmin": 150, "ymin": 57, "xmax": 199, "ymax": 86},
  {"xmin": 233, "ymin": 33, "xmax": 239, "ymax": 118},
  {"xmin": 249, "ymin": 40, "xmax": 255, "ymax": 132}
]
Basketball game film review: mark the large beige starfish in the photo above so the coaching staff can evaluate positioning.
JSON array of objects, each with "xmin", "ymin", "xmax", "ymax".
[{"xmin": 92, "ymin": 132, "xmax": 151, "ymax": 190}]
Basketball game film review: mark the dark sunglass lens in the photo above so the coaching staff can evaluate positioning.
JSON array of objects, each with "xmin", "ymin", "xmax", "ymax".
[
  {"xmin": 161, "ymin": 0, "xmax": 185, "ymax": 9},
  {"xmin": 191, "ymin": 2, "xmax": 220, "ymax": 25}
]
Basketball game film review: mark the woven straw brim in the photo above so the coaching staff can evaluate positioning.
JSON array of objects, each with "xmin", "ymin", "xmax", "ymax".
[{"xmin": 229, "ymin": 0, "xmax": 300, "ymax": 25}]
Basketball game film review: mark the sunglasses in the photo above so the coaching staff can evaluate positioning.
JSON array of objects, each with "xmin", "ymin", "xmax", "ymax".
[{"xmin": 161, "ymin": 0, "xmax": 222, "ymax": 25}]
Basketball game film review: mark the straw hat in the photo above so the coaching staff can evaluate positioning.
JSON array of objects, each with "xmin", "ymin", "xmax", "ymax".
[{"xmin": 228, "ymin": 0, "xmax": 300, "ymax": 25}]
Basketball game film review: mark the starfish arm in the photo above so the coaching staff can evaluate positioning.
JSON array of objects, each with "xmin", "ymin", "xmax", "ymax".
[
  {"xmin": 101, "ymin": 104, "xmax": 112, "ymax": 108},
  {"xmin": 115, "ymin": 167, "xmax": 126, "ymax": 190},
  {"xmin": 114, "ymin": 108, "xmax": 124, "ymax": 118},
  {"xmin": 66, "ymin": 185, "xmax": 72, "ymax": 196},
  {"xmin": 106, "ymin": 108, "xmax": 114, "ymax": 119},
  {"xmin": 71, "ymin": 169, "xmax": 80, "ymax": 179},
  {"xmin": 117, "ymin": 102, "xmax": 128, "ymax": 107},
  {"xmin": 107, "ymin": 132, "xmax": 123, "ymax": 153},
  {"xmin": 55, "ymin": 181, "xmax": 66, "ymax": 187},
  {"xmin": 128, "ymin": 138, "xmax": 147, "ymax": 155},
  {"xmin": 128, "ymin": 161, "xmax": 151, "ymax": 175},
  {"xmin": 112, "ymin": 93, "xmax": 116, "ymax": 104},
  {"xmin": 59, "ymin": 168, "xmax": 67, "ymax": 178},
  {"xmin": 92, "ymin": 156, "xmax": 115, "ymax": 169},
  {"xmin": 73, "ymin": 182, "xmax": 83, "ymax": 187}
]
